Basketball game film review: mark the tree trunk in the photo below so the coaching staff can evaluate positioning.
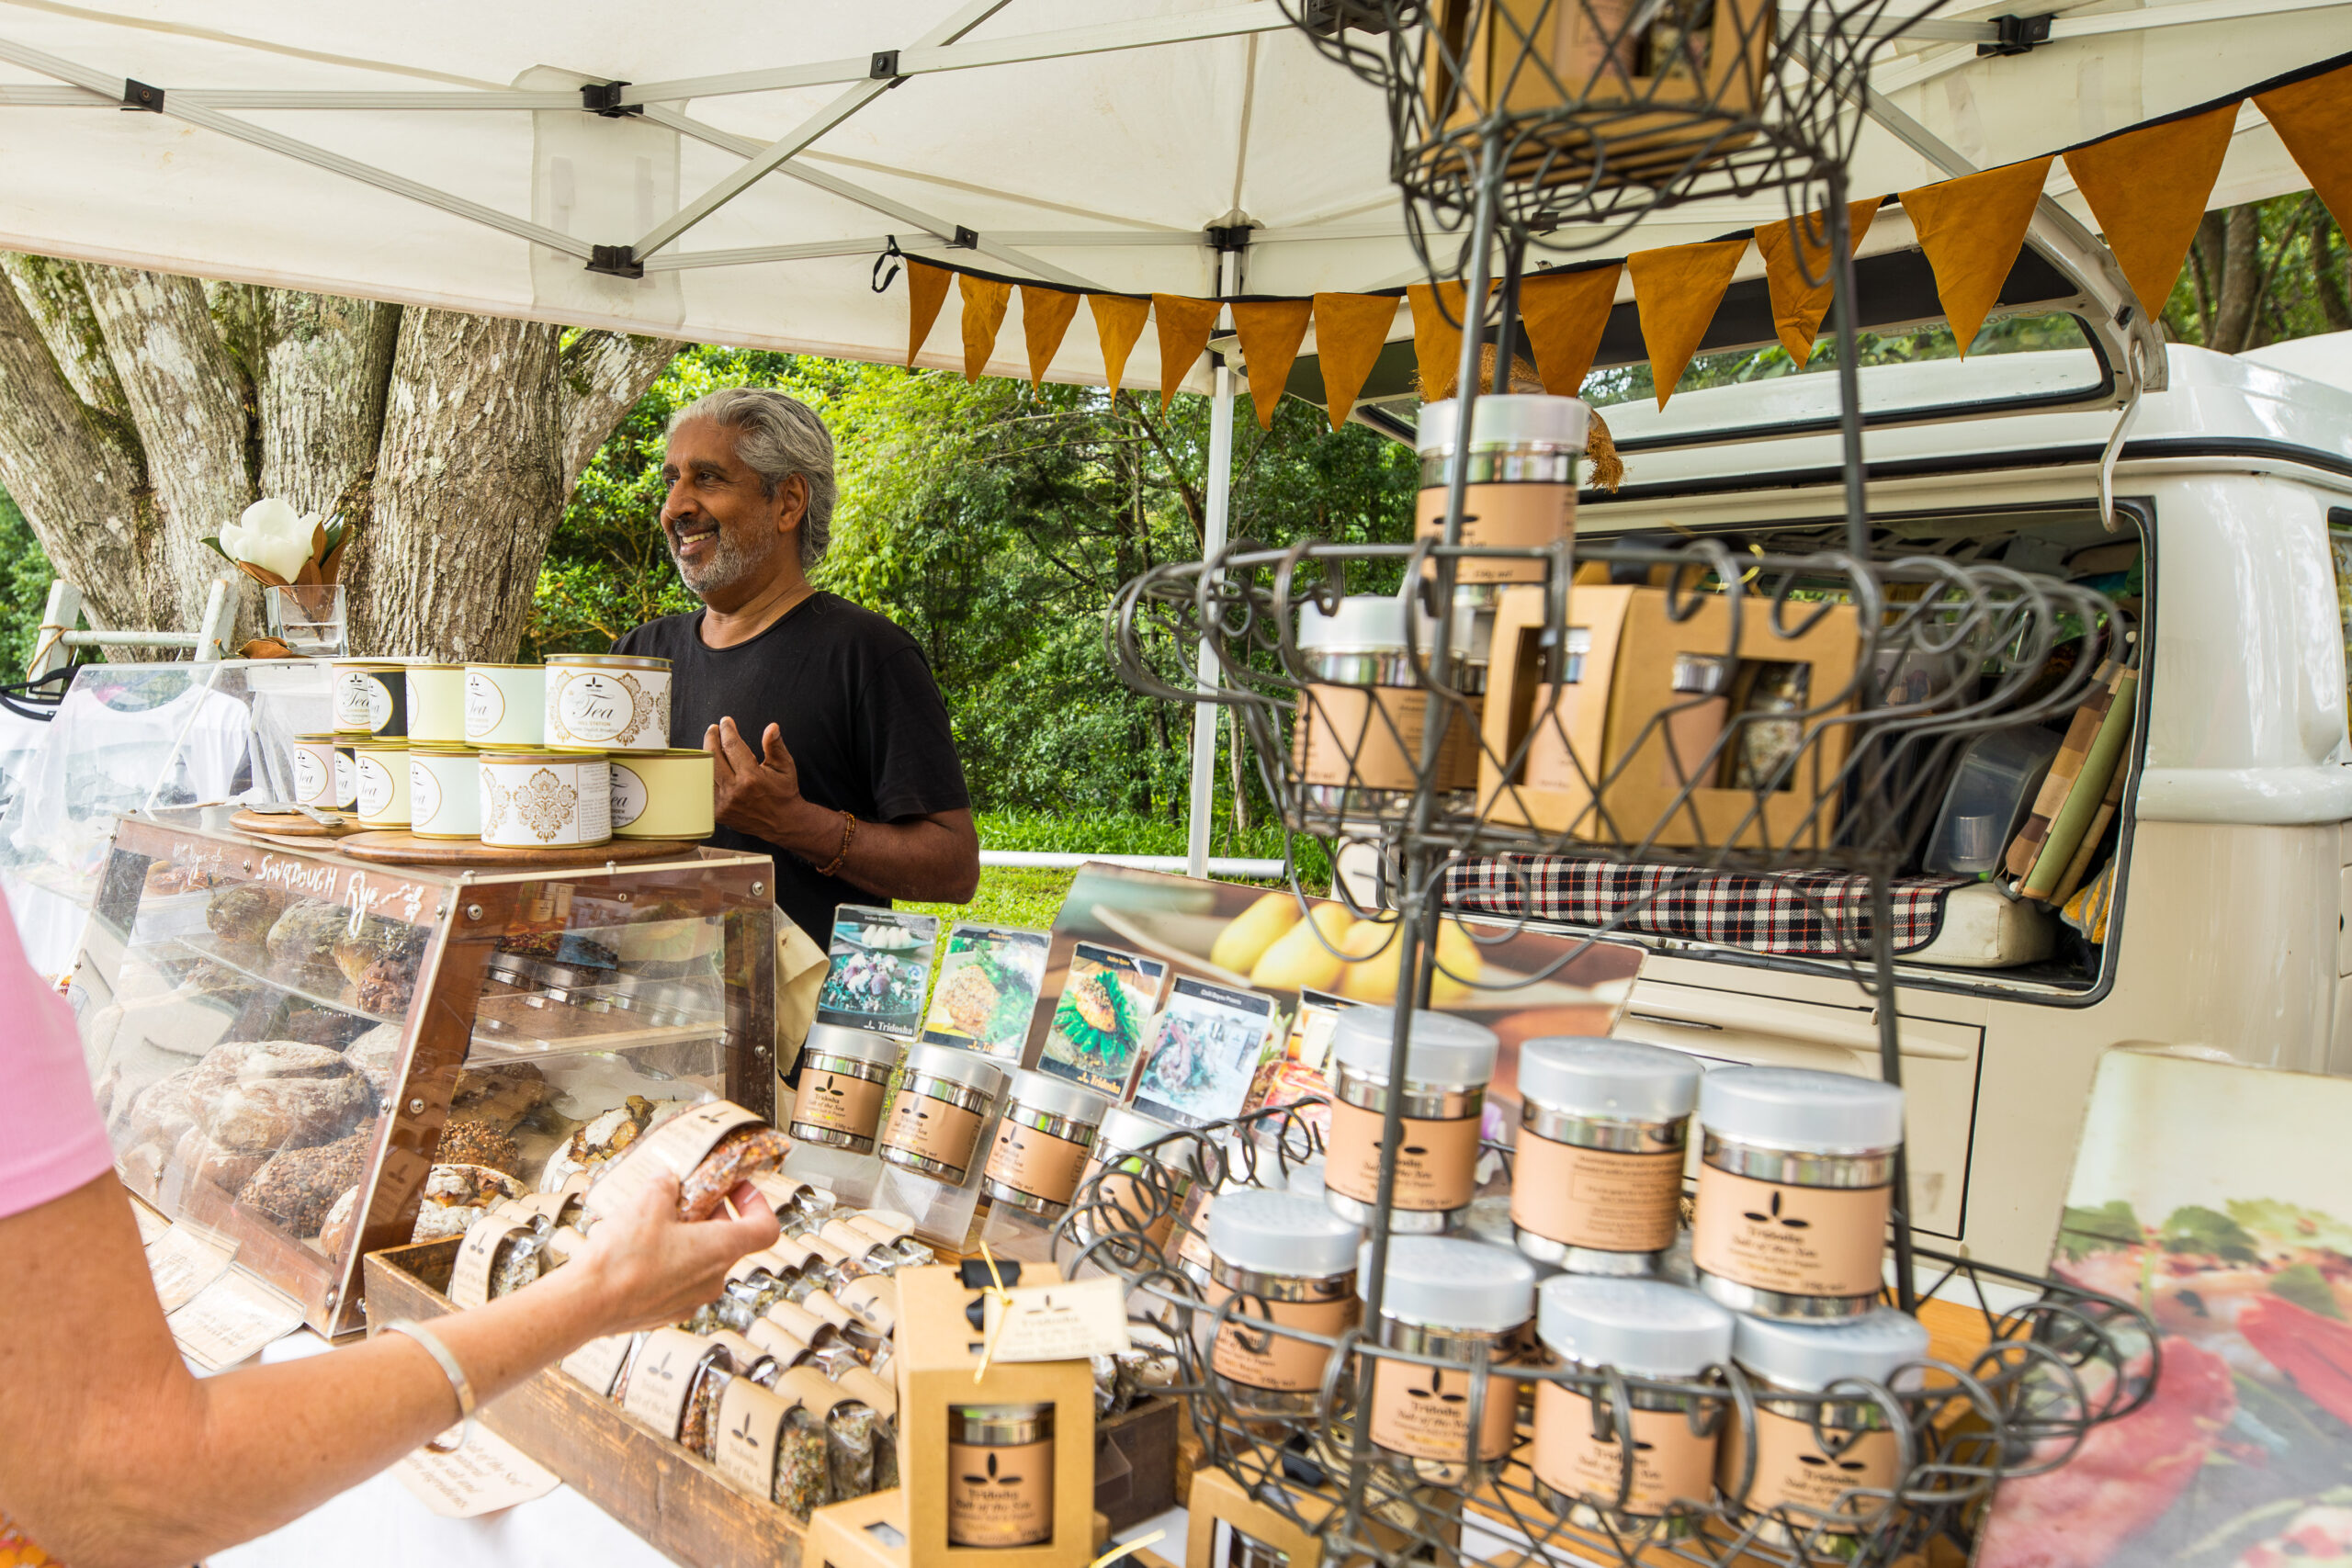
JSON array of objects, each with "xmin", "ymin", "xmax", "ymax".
[
  {"xmin": 2208, "ymin": 205, "xmax": 2266, "ymax": 355},
  {"xmin": 254, "ymin": 292, "xmax": 401, "ymax": 523},
  {"xmin": 2321, "ymin": 226, "xmax": 2352, "ymax": 335}
]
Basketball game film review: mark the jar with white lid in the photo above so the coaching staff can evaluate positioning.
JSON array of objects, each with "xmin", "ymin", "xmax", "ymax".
[
  {"xmin": 1292, "ymin": 595, "xmax": 1477, "ymax": 816},
  {"xmin": 981, "ymin": 1070, "xmax": 1107, "ymax": 1219},
  {"xmin": 1414, "ymin": 394, "xmax": 1590, "ymax": 593},
  {"xmin": 1512, "ymin": 1037, "xmax": 1702, "ymax": 1275},
  {"xmin": 1719, "ymin": 1307, "xmax": 1928, "ymax": 1545},
  {"xmin": 1323, "ymin": 1007, "xmax": 1498, "ymax": 1234},
  {"xmin": 788, "ymin": 1023, "xmax": 901, "ymax": 1154},
  {"xmin": 1359, "ymin": 1236, "xmax": 1535, "ymax": 1483},
  {"xmin": 1533, "ymin": 1275, "xmax": 1734, "ymax": 1533},
  {"xmin": 876, "ymin": 1044, "xmax": 1005, "ymax": 1185},
  {"xmin": 1071, "ymin": 1105, "xmax": 1192, "ymax": 1251},
  {"xmin": 1204, "ymin": 1190, "xmax": 1362, "ymax": 1417},
  {"xmin": 1690, "ymin": 1067, "xmax": 1905, "ymax": 1321}
]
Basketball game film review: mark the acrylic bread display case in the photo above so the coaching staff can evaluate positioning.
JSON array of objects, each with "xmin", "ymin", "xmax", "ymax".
[{"xmin": 74, "ymin": 805, "xmax": 778, "ymax": 1336}]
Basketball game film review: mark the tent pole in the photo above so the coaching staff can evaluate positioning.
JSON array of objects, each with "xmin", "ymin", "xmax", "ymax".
[{"xmin": 1186, "ymin": 248, "xmax": 1241, "ymax": 879}]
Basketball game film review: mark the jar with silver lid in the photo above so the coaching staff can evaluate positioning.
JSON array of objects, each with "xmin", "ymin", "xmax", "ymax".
[
  {"xmin": 1204, "ymin": 1190, "xmax": 1362, "ymax": 1418},
  {"xmin": 1720, "ymin": 1307, "xmax": 1928, "ymax": 1549},
  {"xmin": 947, "ymin": 1403, "xmax": 1056, "ymax": 1548},
  {"xmin": 1071, "ymin": 1105, "xmax": 1193, "ymax": 1251},
  {"xmin": 1359, "ymin": 1236, "xmax": 1536, "ymax": 1484},
  {"xmin": 1690, "ymin": 1067, "xmax": 1905, "ymax": 1321},
  {"xmin": 1533, "ymin": 1276, "xmax": 1734, "ymax": 1536},
  {"xmin": 1323, "ymin": 1007, "xmax": 1498, "ymax": 1233},
  {"xmin": 1292, "ymin": 594, "xmax": 1478, "ymax": 816},
  {"xmin": 789, "ymin": 1023, "xmax": 901, "ymax": 1154},
  {"xmin": 877, "ymin": 1044, "xmax": 1006, "ymax": 1185},
  {"xmin": 981, "ymin": 1070, "xmax": 1108, "ymax": 1219},
  {"xmin": 1512, "ymin": 1037, "xmax": 1702, "ymax": 1275},
  {"xmin": 1414, "ymin": 394, "xmax": 1590, "ymax": 597}
]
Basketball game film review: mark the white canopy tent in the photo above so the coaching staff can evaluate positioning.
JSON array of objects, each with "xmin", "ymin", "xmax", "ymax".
[{"xmin": 0, "ymin": 0, "xmax": 2345, "ymax": 869}]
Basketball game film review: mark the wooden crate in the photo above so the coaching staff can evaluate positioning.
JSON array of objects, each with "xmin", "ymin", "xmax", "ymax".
[
  {"xmin": 1095, "ymin": 1394, "xmax": 1182, "ymax": 1533},
  {"xmin": 364, "ymin": 1237, "xmax": 808, "ymax": 1568}
]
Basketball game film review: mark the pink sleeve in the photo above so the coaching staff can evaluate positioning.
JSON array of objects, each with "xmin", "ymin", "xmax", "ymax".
[{"xmin": 0, "ymin": 911, "xmax": 112, "ymax": 1219}]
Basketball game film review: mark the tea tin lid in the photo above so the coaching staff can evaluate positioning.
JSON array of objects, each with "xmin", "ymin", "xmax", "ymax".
[
  {"xmin": 1415, "ymin": 394, "xmax": 1591, "ymax": 456},
  {"xmin": 1006, "ymin": 1068, "xmax": 1107, "ymax": 1127},
  {"xmin": 1699, "ymin": 1066, "xmax": 1904, "ymax": 1155},
  {"xmin": 1096, "ymin": 1105, "xmax": 1185, "ymax": 1167},
  {"xmin": 800, "ymin": 1022, "xmax": 902, "ymax": 1069},
  {"xmin": 1332, "ymin": 1006, "xmax": 1498, "ymax": 1087},
  {"xmin": 903, "ymin": 1042, "xmax": 1005, "ymax": 1096},
  {"xmin": 1208, "ymin": 1189, "xmax": 1360, "ymax": 1278},
  {"xmin": 1297, "ymin": 594, "xmax": 1408, "ymax": 655},
  {"xmin": 1360, "ymin": 1235, "xmax": 1535, "ymax": 1332},
  {"xmin": 294, "ymin": 731, "xmax": 340, "ymax": 742},
  {"xmin": 464, "ymin": 661, "xmax": 544, "ymax": 671},
  {"xmin": 350, "ymin": 739, "xmax": 410, "ymax": 752},
  {"xmin": 1537, "ymin": 1276, "xmax": 1735, "ymax": 1379},
  {"xmin": 1519, "ymin": 1037, "xmax": 1702, "ymax": 1123},
  {"xmin": 479, "ymin": 749, "xmax": 607, "ymax": 764},
  {"xmin": 331, "ymin": 660, "xmax": 405, "ymax": 671},
  {"xmin": 403, "ymin": 660, "xmax": 464, "ymax": 670},
  {"xmin": 411, "ymin": 743, "xmax": 477, "ymax": 755},
  {"xmin": 548, "ymin": 652, "xmax": 672, "ymax": 671},
  {"xmin": 1729, "ymin": 1307, "xmax": 1929, "ymax": 1393}
]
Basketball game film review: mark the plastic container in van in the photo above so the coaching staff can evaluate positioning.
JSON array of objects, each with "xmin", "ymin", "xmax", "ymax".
[{"xmin": 1922, "ymin": 725, "xmax": 2064, "ymax": 876}]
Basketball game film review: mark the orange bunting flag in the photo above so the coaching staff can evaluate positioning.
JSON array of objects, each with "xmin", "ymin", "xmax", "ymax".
[
  {"xmin": 1311, "ymin": 293, "xmax": 1401, "ymax": 430},
  {"xmin": 1518, "ymin": 263, "xmax": 1623, "ymax": 395},
  {"xmin": 1408, "ymin": 281, "xmax": 1471, "ymax": 399},
  {"xmin": 1230, "ymin": 299, "xmax": 1314, "ymax": 429},
  {"xmin": 2256, "ymin": 62, "xmax": 2352, "ymax": 237},
  {"xmin": 1900, "ymin": 157, "xmax": 2053, "ymax": 355},
  {"xmin": 1627, "ymin": 238, "xmax": 1749, "ymax": 408},
  {"xmin": 1152, "ymin": 294, "xmax": 1223, "ymax": 410},
  {"xmin": 1090, "ymin": 294, "xmax": 1151, "ymax": 397},
  {"xmin": 957, "ymin": 275, "xmax": 1012, "ymax": 382},
  {"xmin": 2064, "ymin": 107, "xmax": 2233, "ymax": 319},
  {"xmin": 905, "ymin": 259, "xmax": 952, "ymax": 367},
  {"xmin": 1753, "ymin": 198, "xmax": 1880, "ymax": 367},
  {"xmin": 1019, "ymin": 286, "xmax": 1081, "ymax": 389}
]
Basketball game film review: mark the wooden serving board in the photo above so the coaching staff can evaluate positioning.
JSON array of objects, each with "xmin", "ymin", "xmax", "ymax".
[
  {"xmin": 231, "ymin": 808, "xmax": 359, "ymax": 838},
  {"xmin": 335, "ymin": 830, "xmax": 702, "ymax": 867}
]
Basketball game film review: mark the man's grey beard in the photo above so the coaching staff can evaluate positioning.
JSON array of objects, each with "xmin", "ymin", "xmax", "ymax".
[{"xmin": 670, "ymin": 524, "xmax": 770, "ymax": 598}]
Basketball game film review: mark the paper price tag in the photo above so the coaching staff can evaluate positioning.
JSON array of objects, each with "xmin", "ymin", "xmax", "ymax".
[
  {"xmin": 447, "ymin": 1214, "xmax": 530, "ymax": 1310},
  {"xmin": 393, "ymin": 1422, "xmax": 560, "ymax": 1518},
  {"xmin": 146, "ymin": 1226, "xmax": 234, "ymax": 1314},
  {"xmin": 560, "ymin": 1332, "xmax": 636, "ymax": 1397},
  {"xmin": 168, "ymin": 1269, "xmax": 304, "ymax": 1371},
  {"xmin": 713, "ymin": 1377, "xmax": 792, "ymax": 1500},
  {"xmin": 980, "ymin": 1276, "xmax": 1132, "ymax": 1362}
]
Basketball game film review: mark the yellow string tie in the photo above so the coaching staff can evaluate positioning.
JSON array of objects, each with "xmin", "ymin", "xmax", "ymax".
[
  {"xmin": 1089, "ymin": 1529, "xmax": 1168, "ymax": 1568},
  {"xmin": 972, "ymin": 1239, "xmax": 1014, "ymax": 1384}
]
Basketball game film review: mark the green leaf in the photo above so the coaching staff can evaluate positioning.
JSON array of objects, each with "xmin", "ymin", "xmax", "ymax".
[
  {"xmin": 2057, "ymin": 1200, "xmax": 2143, "ymax": 1259},
  {"xmin": 2161, "ymin": 1204, "xmax": 2262, "ymax": 1264},
  {"xmin": 2226, "ymin": 1198, "xmax": 2352, "ymax": 1255},
  {"xmin": 2267, "ymin": 1261, "xmax": 2346, "ymax": 1319},
  {"xmin": 199, "ymin": 535, "xmax": 232, "ymax": 560}
]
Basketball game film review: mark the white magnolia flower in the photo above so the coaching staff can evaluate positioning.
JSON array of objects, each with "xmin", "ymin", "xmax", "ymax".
[{"xmin": 219, "ymin": 497, "xmax": 320, "ymax": 581}]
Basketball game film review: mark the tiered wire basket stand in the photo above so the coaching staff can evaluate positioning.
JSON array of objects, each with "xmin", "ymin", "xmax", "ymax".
[{"xmin": 1058, "ymin": 4, "xmax": 2154, "ymax": 1563}]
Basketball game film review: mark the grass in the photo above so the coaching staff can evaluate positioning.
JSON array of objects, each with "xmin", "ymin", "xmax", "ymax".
[{"xmin": 901, "ymin": 864, "xmax": 1076, "ymax": 933}]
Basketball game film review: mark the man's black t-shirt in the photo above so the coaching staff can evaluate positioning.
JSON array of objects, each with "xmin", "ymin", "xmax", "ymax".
[{"xmin": 614, "ymin": 593, "xmax": 969, "ymax": 945}]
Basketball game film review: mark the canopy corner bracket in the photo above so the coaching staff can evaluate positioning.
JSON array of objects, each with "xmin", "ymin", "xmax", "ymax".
[
  {"xmin": 1206, "ymin": 223, "xmax": 1254, "ymax": 253},
  {"xmin": 587, "ymin": 243, "xmax": 644, "ymax": 278},
  {"xmin": 121, "ymin": 77, "xmax": 161, "ymax": 112},
  {"xmin": 870, "ymin": 51, "xmax": 907, "ymax": 85},
  {"xmin": 582, "ymin": 81, "xmax": 642, "ymax": 118},
  {"xmin": 1977, "ymin": 13, "xmax": 2055, "ymax": 56}
]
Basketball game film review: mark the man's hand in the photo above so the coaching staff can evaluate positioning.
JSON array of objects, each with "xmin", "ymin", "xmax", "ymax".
[{"xmin": 707, "ymin": 716, "xmax": 826, "ymax": 850}]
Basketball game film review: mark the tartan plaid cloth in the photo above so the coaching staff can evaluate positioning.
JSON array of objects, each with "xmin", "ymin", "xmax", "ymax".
[{"xmin": 1444, "ymin": 854, "xmax": 1972, "ymax": 956}]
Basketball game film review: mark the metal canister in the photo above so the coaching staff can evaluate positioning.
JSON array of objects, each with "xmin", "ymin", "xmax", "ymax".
[
  {"xmin": 478, "ymin": 750, "xmax": 611, "ymax": 849},
  {"xmin": 1070, "ymin": 1105, "xmax": 1192, "ymax": 1251},
  {"xmin": 1414, "ymin": 393, "xmax": 1589, "ymax": 594},
  {"xmin": 405, "ymin": 662, "xmax": 468, "ymax": 745},
  {"xmin": 1322, "ymin": 1007, "xmax": 1498, "ymax": 1234},
  {"xmin": 352, "ymin": 741, "xmax": 411, "ymax": 828},
  {"xmin": 288, "ymin": 732, "xmax": 338, "ymax": 808},
  {"xmin": 408, "ymin": 745, "xmax": 481, "ymax": 840},
  {"xmin": 464, "ymin": 662, "xmax": 546, "ymax": 750},
  {"xmin": 1360, "ymin": 1235, "xmax": 1535, "ymax": 1485},
  {"xmin": 876, "ymin": 1043, "xmax": 1005, "ymax": 1184},
  {"xmin": 1512, "ymin": 1037, "xmax": 1702, "ymax": 1276},
  {"xmin": 1204, "ymin": 1190, "xmax": 1361, "ymax": 1418},
  {"xmin": 946, "ymin": 1404, "xmax": 1054, "ymax": 1548},
  {"xmin": 610, "ymin": 748, "xmax": 716, "ymax": 840},
  {"xmin": 1720, "ymin": 1308, "xmax": 1928, "ymax": 1549},
  {"xmin": 545, "ymin": 652, "xmax": 673, "ymax": 752},
  {"xmin": 331, "ymin": 660, "xmax": 407, "ymax": 738},
  {"xmin": 980, "ymin": 1070, "xmax": 1107, "ymax": 1219},
  {"xmin": 787, "ymin": 1023, "xmax": 901, "ymax": 1154},
  {"xmin": 1293, "ymin": 594, "xmax": 1477, "ymax": 817}
]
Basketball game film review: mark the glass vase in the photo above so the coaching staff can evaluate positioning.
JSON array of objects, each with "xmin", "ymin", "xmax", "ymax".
[{"xmin": 265, "ymin": 583, "xmax": 348, "ymax": 659}]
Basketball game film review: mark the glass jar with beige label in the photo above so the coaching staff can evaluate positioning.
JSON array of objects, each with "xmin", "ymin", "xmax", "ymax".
[
  {"xmin": 1071, "ymin": 1105, "xmax": 1192, "ymax": 1253},
  {"xmin": 947, "ymin": 1403, "xmax": 1055, "ymax": 1548},
  {"xmin": 1323, "ymin": 1007, "xmax": 1498, "ymax": 1234},
  {"xmin": 1292, "ymin": 594, "xmax": 1478, "ymax": 818},
  {"xmin": 1414, "ymin": 394, "xmax": 1589, "ymax": 587},
  {"xmin": 877, "ymin": 1043, "xmax": 1004, "ymax": 1185},
  {"xmin": 1691, "ymin": 1067, "xmax": 1905, "ymax": 1321},
  {"xmin": 1719, "ymin": 1308, "xmax": 1928, "ymax": 1549},
  {"xmin": 1204, "ymin": 1190, "xmax": 1362, "ymax": 1418},
  {"xmin": 1532, "ymin": 1276, "xmax": 1735, "ymax": 1538},
  {"xmin": 788, "ymin": 1023, "xmax": 901, "ymax": 1154},
  {"xmin": 1513, "ymin": 1037, "xmax": 1702, "ymax": 1276},
  {"xmin": 1358, "ymin": 1235, "xmax": 1536, "ymax": 1485},
  {"xmin": 981, "ymin": 1069, "xmax": 1107, "ymax": 1220}
]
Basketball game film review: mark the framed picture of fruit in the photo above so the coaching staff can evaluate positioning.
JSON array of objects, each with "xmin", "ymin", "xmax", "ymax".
[
  {"xmin": 1035, "ymin": 942, "xmax": 1168, "ymax": 1098},
  {"xmin": 918, "ymin": 922, "xmax": 1051, "ymax": 1060}
]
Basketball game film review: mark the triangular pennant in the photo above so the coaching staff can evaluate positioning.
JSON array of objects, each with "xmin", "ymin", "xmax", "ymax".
[
  {"xmin": 1626, "ymin": 238, "xmax": 1749, "ymax": 408},
  {"xmin": 1230, "ymin": 299, "xmax": 1314, "ymax": 429},
  {"xmin": 2256, "ymin": 62, "xmax": 2352, "ymax": 237},
  {"xmin": 957, "ymin": 275, "xmax": 1012, "ymax": 382},
  {"xmin": 1311, "ymin": 293, "xmax": 1400, "ymax": 430},
  {"xmin": 1517, "ymin": 263, "xmax": 1623, "ymax": 394},
  {"xmin": 905, "ymin": 259, "xmax": 952, "ymax": 367},
  {"xmin": 1152, "ymin": 294, "xmax": 1224, "ymax": 410},
  {"xmin": 1752, "ymin": 198, "xmax": 1880, "ymax": 367},
  {"xmin": 1900, "ymin": 157, "xmax": 2053, "ymax": 355},
  {"xmin": 1018, "ymin": 285, "xmax": 1082, "ymax": 389},
  {"xmin": 2064, "ymin": 107, "xmax": 2233, "ymax": 319},
  {"xmin": 1408, "ymin": 281, "xmax": 1471, "ymax": 399},
  {"xmin": 1090, "ymin": 294, "xmax": 1151, "ymax": 397}
]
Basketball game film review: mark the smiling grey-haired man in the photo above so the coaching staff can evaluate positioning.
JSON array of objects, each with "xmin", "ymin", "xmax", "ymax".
[{"xmin": 614, "ymin": 386, "xmax": 979, "ymax": 948}]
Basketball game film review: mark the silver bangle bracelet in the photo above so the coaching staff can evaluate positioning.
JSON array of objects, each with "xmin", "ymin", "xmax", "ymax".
[{"xmin": 383, "ymin": 1318, "xmax": 475, "ymax": 1455}]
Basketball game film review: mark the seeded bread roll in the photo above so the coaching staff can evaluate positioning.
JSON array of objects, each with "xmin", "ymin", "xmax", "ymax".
[
  {"xmin": 448, "ymin": 1063, "xmax": 553, "ymax": 1134},
  {"xmin": 265, "ymin": 900, "xmax": 356, "ymax": 987},
  {"xmin": 203, "ymin": 1075, "xmax": 373, "ymax": 1153},
  {"xmin": 242, "ymin": 1133, "xmax": 369, "ymax": 1235},
  {"xmin": 435, "ymin": 1119, "xmax": 522, "ymax": 1178},
  {"xmin": 205, "ymin": 884, "xmax": 289, "ymax": 951}
]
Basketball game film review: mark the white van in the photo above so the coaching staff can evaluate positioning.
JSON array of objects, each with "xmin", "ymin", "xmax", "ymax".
[{"xmin": 1419, "ymin": 331, "xmax": 2352, "ymax": 1280}]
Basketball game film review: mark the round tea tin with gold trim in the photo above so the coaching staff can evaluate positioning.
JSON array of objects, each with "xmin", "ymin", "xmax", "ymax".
[
  {"xmin": 406, "ymin": 663, "xmax": 469, "ymax": 746},
  {"xmin": 331, "ymin": 661, "xmax": 407, "ymax": 738},
  {"xmin": 479, "ymin": 750, "xmax": 611, "ymax": 849},
  {"xmin": 289, "ymin": 732, "xmax": 338, "ymax": 808},
  {"xmin": 546, "ymin": 654, "xmax": 672, "ymax": 753},
  {"xmin": 409, "ymin": 746, "xmax": 481, "ymax": 840},
  {"xmin": 464, "ymin": 663, "xmax": 546, "ymax": 750},
  {"xmin": 609, "ymin": 749, "xmax": 715, "ymax": 840},
  {"xmin": 332, "ymin": 741, "xmax": 357, "ymax": 811},
  {"xmin": 352, "ymin": 741, "xmax": 412, "ymax": 828}
]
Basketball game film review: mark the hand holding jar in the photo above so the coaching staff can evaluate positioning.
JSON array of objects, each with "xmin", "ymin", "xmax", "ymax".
[{"xmin": 565, "ymin": 1168, "xmax": 782, "ymax": 1335}]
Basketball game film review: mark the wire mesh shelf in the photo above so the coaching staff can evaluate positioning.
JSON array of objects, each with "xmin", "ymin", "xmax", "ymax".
[{"xmin": 1050, "ymin": 1106, "xmax": 2158, "ymax": 1568}]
